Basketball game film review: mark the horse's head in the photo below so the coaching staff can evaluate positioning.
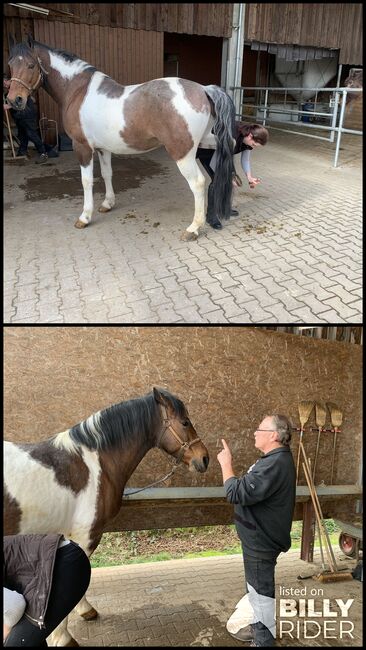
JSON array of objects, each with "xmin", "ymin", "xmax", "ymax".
[
  {"xmin": 7, "ymin": 34, "xmax": 44, "ymax": 110},
  {"xmin": 153, "ymin": 387, "xmax": 209, "ymax": 473}
]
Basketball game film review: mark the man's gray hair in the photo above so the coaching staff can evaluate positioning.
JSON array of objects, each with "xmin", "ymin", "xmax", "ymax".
[{"xmin": 271, "ymin": 415, "xmax": 293, "ymax": 446}]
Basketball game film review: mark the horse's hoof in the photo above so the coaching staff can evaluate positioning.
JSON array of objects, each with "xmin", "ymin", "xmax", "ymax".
[
  {"xmin": 74, "ymin": 219, "xmax": 88, "ymax": 229},
  {"xmin": 180, "ymin": 230, "xmax": 198, "ymax": 241},
  {"xmin": 65, "ymin": 638, "xmax": 79, "ymax": 647},
  {"xmin": 81, "ymin": 607, "xmax": 98, "ymax": 621},
  {"xmin": 98, "ymin": 205, "xmax": 112, "ymax": 213}
]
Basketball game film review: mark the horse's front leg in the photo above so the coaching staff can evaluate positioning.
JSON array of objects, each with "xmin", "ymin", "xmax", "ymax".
[
  {"xmin": 73, "ymin": 143, "xmax": 94, "ymax": 229},
  {"xmin": 97, "ymin": 149, "xmax": 115, "ymax": 213},
  {"xmin": 176, "ymin": 152, "xmax": 206, "ymax": 241}
]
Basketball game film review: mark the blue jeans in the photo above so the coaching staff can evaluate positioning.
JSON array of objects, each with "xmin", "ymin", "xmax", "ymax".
[{"xmin": 243, "ymin": 553, "xmax": 278, "ymax": 647}]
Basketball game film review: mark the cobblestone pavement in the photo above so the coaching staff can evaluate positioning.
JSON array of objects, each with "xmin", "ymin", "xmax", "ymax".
[
  {"xmin": 66, "ymin": 547, "xmax": 361, "ymax": 647},
  {"xmin": 4, "ymin": 129, "xmax": 362, "ymax": 323}
]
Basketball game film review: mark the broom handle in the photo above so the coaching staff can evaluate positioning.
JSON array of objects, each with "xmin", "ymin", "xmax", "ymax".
[
  {"xmin": 301, "ymin": 460, "xmax": 336, "ymax": 573},
  {"xmin": 330, "ymin": 429, "xmax": 338, "ymax": 484},
  {"xmin": 296, "ymin": 428, "xmax": 303, "ymax": 483},
  {"xmin": 300, "ymin": 444, "xmax": 338, "ymax": 571},
  {"xmin": 4, "ymin": 106, "xmax": 16, "ymax": 158},
  {"xmin": 300, "ymin": 441, "xmax": 338, "ymax": 571}
]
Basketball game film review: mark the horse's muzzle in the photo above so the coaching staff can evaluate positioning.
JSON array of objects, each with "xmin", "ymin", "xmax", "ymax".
[
  {"xmin": 192, "ymin": 455, "xmax": 209, "ymax": 473},
  {"xmin": 8, "ymin": 96, "xmax": 27, "ymax": 110}
]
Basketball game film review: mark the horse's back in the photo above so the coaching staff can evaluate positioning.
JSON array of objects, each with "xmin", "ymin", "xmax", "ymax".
[{"xmin": 80, "ymin": 73, "xmax": 213, "ymax": 158}]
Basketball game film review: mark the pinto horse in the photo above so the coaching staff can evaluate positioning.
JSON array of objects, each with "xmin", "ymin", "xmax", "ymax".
[
  {"xmin": 4, "ymin": 387, "xmax": 209, "ymax": 646},
  {"xmin": 7, "ymin": 34, "xmax": 236, "ymax": 240}
]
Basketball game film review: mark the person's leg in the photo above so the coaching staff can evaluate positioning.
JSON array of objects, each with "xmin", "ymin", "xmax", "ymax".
[
  {"xmin": 15, "ymin": 122, "xmax": 29, "ymax": 155},
  {"xmin": 23, "ymin": 119, "xmax": 47, "ymax": 156},
  {"xmin": 243, "ymin": 555, "xmax": 278, "ymax": 647},
  {"xmin": 43, "ymin": 541, "xmax": 91, "ymax": 635},
  {"xmin": 4, "ymin": 541, "xmax": 91, "ymax": 647}
]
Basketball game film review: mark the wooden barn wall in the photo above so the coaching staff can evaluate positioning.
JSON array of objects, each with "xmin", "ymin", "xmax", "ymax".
[
  {"xmin": 3, "ymin": 4, "xmax": 234, "ymax": 38},
  {"xmin": 4, "ymin": 326, "xmax": 362, "ymax": 529},
  {"xmin": 245, "ymin": 3, "xmax": 363, "ymax": 65},
  {"xmin": 33, "ymin": 19, "xmax": 163, "ymax": 129}
]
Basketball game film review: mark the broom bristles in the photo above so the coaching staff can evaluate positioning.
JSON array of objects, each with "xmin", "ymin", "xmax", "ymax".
[
  {"xmin": 326, "ymin": 402, "xmax": 343, "ymax": 427},
  {"xmin": 298, "ymin": 400, "xmax": 314, "ymax": 428},
  {"xmin": 315, "ymin": 402, "xmax": 327, "ymax": 427},
  {"xmin": 316, "ymin": 572, "xmax": 353, "ymax": 583}
]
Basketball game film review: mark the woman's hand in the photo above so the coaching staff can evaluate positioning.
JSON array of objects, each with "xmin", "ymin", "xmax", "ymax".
[{"xmin": 247, "ymin": 176, "xmax": 261, "ymax": 188}]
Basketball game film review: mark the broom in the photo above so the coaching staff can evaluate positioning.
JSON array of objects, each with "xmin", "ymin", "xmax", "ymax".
[
  {"xmin": 313, "ymin": 403, "xmax": 327, "ymax": 571},
  {"xmin": 296, "ymin": 400, "xmax": 314, "ymax": 483},
  {"xmin": 326, "ymin": 402, "xmax": 343, "ymax": 485},
  {"xmin": 300, "ymin": 442, "xmax": 353, "ymax": 582}
]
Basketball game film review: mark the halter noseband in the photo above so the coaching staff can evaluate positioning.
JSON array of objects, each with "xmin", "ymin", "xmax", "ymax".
[
  {"xmin": 157, "ymin": 404, "xmax": 202, "ymax": 465},
  {"xmin": 10, "ymin": 57, "xmax": 48, "ymax": 93}
]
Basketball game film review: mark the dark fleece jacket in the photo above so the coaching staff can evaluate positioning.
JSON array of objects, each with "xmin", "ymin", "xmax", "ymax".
[{"xmin": 224, "ymin": 446, "xmax": 296, "ymax": 558}]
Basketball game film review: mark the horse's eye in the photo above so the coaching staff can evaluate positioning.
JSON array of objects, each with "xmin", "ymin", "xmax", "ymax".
[
  {"xmin": 182, "ymin": 420, "xmax": 190, "ymax": 427},
  {"xmin": 28, "ymin": 64, "xmax": 35, "ymax": 69}
]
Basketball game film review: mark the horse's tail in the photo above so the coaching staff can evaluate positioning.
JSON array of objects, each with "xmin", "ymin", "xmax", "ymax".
[{"xmin": 204, "ymin": 85, "xmax": 236, "ymax": 220}]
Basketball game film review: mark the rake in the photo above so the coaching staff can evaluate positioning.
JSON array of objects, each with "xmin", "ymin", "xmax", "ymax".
[
  {"xmin": 326, "ymin": 402, "xmax": 343, "ymax": 485},
  {"xmin": 296, "ymin": 400, "xmax": 314, "ymax": 483}
]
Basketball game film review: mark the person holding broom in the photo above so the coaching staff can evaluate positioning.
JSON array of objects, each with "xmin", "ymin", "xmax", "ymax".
[{"xmin": 217, "ymin": 415, "xmax": 296, "ymax": 647}]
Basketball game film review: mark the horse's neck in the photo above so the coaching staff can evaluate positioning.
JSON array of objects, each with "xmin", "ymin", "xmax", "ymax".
[{"xmin": 35, "ymin": 44, "xmax": 92, "ymax": 107}]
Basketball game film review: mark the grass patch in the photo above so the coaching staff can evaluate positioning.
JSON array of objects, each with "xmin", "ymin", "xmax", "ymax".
[{"xmin": 90, "ymin": 520, "xmax": 342, "ymax": 568}]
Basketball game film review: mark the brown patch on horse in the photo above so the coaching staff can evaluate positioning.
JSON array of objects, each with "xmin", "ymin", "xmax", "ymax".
[
  {"xmin": 88, "ymin": 444, "xmax": 147, "ymax": 551},
  {"xmin": 178, "ymin": 79, "xmax": 211, "ymax": 114},
  {"xmin": 121, "ymin": 79, "xmax": 196, "ymax": 161},
  {"xmin": 4, "ymin": 488, "xmax": 22, "ymax": 535},
  {"xmin": 97, "ymin": 76, "xmax": 125, "ymax": 98},
  {"xmin": 20, "ymin": 441, "xmax": 90, "ymax": 495}
]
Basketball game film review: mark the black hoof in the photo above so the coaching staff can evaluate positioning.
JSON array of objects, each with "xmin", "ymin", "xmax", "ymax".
[
  {"xmin": 230, "ymin": 209, "xmax": 239, "ymax": 217},
  {"xmin": 207, "ymin": 220, "xmax": 222, "ymax": 230}
]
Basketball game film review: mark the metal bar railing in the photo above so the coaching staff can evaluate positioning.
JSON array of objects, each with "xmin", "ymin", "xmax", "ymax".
[{"xmin": 230, "ymin": 85, "xmax": 362, "ymax": 167}]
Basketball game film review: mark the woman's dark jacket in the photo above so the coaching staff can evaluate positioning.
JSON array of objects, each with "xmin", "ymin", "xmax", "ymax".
[
  {"xmin": 4, "ymin": 533, "xmax": 63, "ymax": 628},
  {"xmin": 225, "ymin": 446, "xmax": 296, "ymax": 558}
]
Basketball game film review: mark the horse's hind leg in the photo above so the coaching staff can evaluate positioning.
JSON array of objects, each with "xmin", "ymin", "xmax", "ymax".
[
  {"xmin": 175, "ymin": 150, "xmax": 206, "ymax": 241},
  {"xmin": 97, "ymin": 149, "xmax": 115, "ymax": 213}
]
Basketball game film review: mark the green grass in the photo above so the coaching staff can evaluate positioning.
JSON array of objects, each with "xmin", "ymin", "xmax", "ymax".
[{"xmin": 90, "ymin": 520, "xmax": 342, "ymax": 568}]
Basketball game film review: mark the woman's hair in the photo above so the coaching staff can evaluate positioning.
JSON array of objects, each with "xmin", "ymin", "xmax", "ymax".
[{"xmin": 238, "ymin": 123, "xmax": 269, "ymax": 145}]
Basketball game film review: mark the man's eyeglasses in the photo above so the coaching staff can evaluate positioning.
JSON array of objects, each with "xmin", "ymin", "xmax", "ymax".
[{"xmin": 256, "ymin": 429, "xmax": 276, "ymax": 432}]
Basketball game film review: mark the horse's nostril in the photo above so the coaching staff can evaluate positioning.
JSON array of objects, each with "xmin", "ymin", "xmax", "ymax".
[{"xmin": 203, "ymin": 455, "xmax": 209, "ymax": 470}]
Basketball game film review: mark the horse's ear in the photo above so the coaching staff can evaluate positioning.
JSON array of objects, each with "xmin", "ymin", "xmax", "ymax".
[
  {"xmin": 153, "ymin": 387, "xmax": 169, "ymax": 407},
  {"xmin": 27, "ymin": 33, "xmax": 34, "ymax": 48}
]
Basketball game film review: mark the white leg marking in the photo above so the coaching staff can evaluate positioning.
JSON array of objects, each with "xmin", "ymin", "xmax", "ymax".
[
  {"xmin": 176, "ymin": 151, "xmax": 206, "ymax": 235},
  {"xmin": 79, "ymin": 159, "xmax": 94, "ymax": 224},
  {"xmin": 97, "ymin": 150, "xmax": 115, "ymax": 210}
]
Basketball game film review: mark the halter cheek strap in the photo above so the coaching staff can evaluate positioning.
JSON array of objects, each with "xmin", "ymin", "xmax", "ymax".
[{"xmin": 10, "ymin": 58, "xmax": 48, "ymax": 93}]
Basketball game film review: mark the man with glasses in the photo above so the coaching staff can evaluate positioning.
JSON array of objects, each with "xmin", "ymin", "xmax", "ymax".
[{"xmin": 217, "ymin": 415, "xmax": 296, "ymax": 647}]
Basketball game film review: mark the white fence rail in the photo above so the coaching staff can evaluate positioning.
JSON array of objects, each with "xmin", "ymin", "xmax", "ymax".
[{"xmin": 231, "ymin": 85, "xmax": 362, "ymax": 167}]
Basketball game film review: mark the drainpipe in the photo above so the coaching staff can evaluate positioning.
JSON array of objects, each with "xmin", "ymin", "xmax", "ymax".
[{"xmin": 223, "ymin": 4, "xmax": 246, "ymax": 116}]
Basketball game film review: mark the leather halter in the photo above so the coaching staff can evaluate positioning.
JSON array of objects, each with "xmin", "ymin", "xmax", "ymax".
[
  {"xmin": 10, "ymin": 58, "xmax": 48, "ymax": 93},
  {"xmin": 123, "ymin": 404, "xmax": 203, "ymax": 496},
  {"xmin": 157, "ymin": 405, "xmax": 202, "ymax": 465}
]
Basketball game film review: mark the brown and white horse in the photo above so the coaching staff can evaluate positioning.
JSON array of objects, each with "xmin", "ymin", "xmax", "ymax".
[
  {"xmin": 4, "ymin": 387, "xmax": 209, "ymax": 646},
  {"xmin": 7, "ymin": 34, "xmax": 236, "ymax": 240}
]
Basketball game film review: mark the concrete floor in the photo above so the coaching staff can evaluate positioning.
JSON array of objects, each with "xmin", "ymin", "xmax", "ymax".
[
  {"xmin": 65, "ymin": 546, "xmax": 362, "ymax": 647},
  {"xmin": 4, "ymin": 128, "xmax": 362, "ymax": 324}
]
